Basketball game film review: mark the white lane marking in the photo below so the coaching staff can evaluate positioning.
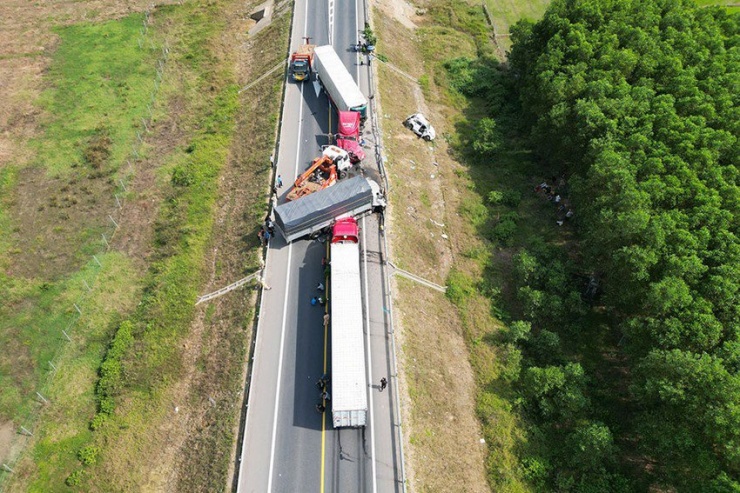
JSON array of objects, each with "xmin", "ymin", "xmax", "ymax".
[
  {"xmin": 266, "ymin": 241, "xmax": 293, "ymax": 492},
  {"xmin": 237, "ymin": 241, "xmax": 274, "ymax": 490},
  {"xmin": 328, "ymin": 0, "xmax": 335, "ymax": 45},
  {"xmin": 358, "ymin": 1, "xmax": 377, "ymax": 490},
  {"xmin": 266, "ymin": 1, "xmax": 308, "ymax": 489},
  {"xmin": 362, "ymin": 215, "xmax": 378, "ymax": 493},
  {"xmin": 355, "ymin": 0, "xmax": 361, "ymax": 83}
]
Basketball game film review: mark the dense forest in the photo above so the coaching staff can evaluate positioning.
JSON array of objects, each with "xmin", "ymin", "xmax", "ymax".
[{"xmin": 452, "ymin": 0, "xmax": 739, "ymax": 490}]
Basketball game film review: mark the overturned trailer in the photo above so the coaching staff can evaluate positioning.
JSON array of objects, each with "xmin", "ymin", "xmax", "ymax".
[{"xmin": 273, "ymin": 176, "xmax": 385, "ymax": 243}]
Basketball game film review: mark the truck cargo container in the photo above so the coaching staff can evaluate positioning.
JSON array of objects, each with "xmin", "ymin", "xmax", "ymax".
[
  {"xmin": 314, "ymin": 45, "xmax": 368, "ymax": 119},
  {"xmin": 273, "ymin": 176, "xmax": 384, "ymax": 243},
  {"xmin": 329, "ymin": 217, "xmax": 367, "ymax": 428}
]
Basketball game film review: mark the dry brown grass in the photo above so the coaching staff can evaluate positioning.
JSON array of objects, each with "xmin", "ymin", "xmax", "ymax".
[{"xmin": 373, "ymin": 1, "xmax": 492, "ymax": 491}]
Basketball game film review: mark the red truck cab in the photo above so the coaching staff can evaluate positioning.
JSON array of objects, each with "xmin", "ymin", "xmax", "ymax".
[
  {"xmin": 332, "ymin": 216, "xmax": 359, "ymax": 244},
  {"xmin": 336, "ymin": 111, "xmax": 366, "ymax": 163}
]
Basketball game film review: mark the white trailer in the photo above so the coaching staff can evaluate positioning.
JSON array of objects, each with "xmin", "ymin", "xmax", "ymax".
[
  {"xmin": 329, "ymin": 217, "xmax": 367, "ymax": 428},
  {"xmin": 313, "ymin": 45, "xmax": 368, "ymax": 119}
]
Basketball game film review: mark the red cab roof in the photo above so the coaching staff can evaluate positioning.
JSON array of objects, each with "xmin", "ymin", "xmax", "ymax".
[
  {"xmin": 338, "ymin": 111, "xmax": 360, "ymax": 138},
  {"xmin": 332, "ymin": 216, "xmax": 359, "ymax": 243}
]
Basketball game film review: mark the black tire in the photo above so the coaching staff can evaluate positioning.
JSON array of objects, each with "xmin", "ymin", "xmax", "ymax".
[{"xmin": 339, "ymin": 171, "xmax": 348, "ymax": 180}]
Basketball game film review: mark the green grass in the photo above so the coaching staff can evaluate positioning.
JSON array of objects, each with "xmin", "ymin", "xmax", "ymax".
[
  {"xmin": 33, "ymin": 14, "xmax": 159, "ymax": 177},
  {"xmin": 0, "ymin": 8, "xmax": 180, "ymax": 492},
  {"xmin": 484, "ymin": 0, "xmax": 550, "ymax": 51},
  {"xmin": 0, "ymin": 17, "xmax": 162, "ymax": 458},
  {"xmin": 695, "ymin": 0, "xmax": 740, "ymax": 12},
  {"xmin": 2, "ymin": 252, "xmax": 140, "ymax": 490},
  {"xmin": 484, "ymin": 0, "xmax": 549, "ymax": 28},
  {"xmin": 77, "ymin": 2, "xmax": 247, "ymax": 490}
]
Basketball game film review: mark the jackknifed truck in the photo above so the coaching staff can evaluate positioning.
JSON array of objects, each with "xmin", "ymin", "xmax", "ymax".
[
  {"xmin": 328, "ymin": 216, "xmax": 367, "ymax": 428},
  {"xmin": 273, "ymin": 176, "xmax": 385, "ymax": 243},
  {"xmin": 313, "ymin": 45, "xmax": 368, "ymax": 119}
]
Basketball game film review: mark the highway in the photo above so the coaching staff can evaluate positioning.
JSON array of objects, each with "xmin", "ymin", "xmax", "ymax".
[{"xmin": 236, "ymin": 0, "xmax": 403, "ymax": 491}]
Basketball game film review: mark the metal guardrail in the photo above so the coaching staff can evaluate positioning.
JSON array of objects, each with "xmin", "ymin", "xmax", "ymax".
[
  {"xmin": 196, "ymin": 270, "xmax": 264, "ymax": 305},
  {"xmin": 388, "ymin": 262, "xmax": 447, "ymax": 293}
]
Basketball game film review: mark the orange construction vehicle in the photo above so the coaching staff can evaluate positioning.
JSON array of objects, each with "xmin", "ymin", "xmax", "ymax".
[
  {"xmin": 290, "ymin": 38, "xmax": 315, "ymax": 82},
  {"xmin": 286, "ymin": 146, "xmax": 351, "ymax": 202}
]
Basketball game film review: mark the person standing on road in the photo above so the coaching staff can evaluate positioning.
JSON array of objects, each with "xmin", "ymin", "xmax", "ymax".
[
  {"xmin": 380, "ymin": 377, "xmax": 387, "ymax": 392},
  {"xmin": 276, "ymin": 175, "xmax": 283, "ymax": 188},
  {"xmin": 316, "ymin": 282, "xmax": 324, "ymax": 291}
]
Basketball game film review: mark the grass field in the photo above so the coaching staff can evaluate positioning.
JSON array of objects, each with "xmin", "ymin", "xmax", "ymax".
[
  {"xmin": 0, "ymin": 12, "xmax": 160, "ymax": 488},
  {"xmin": 34, "ymin": 15, "xmax": 158, "ymax": 177},
  {"xmin": 0, "ymin": 0, "xmax": 285, "ymax": 489},
  {"xmin": 695, "ymin": 0, "xmax": 740, "ymax": 12},
  {"xmin": 484, "ymin": 0, "xmax": 550, "ymax": 53}
]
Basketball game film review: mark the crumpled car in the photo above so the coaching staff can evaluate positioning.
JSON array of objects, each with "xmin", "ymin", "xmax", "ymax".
[{"xmin": 403, "ymin": 113, "xmax": 436, "ymax": 141}]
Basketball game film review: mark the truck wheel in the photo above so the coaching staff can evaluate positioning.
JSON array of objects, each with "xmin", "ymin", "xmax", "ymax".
[{"xmin": 339, "ymin": 171, "xmax": 348, "ymax": 180}]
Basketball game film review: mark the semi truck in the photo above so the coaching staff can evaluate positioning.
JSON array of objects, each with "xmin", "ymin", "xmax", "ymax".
[
  {"xmin": 329, "ymin": 217, "xmax": 367, "ymax": 428},
  {"xmin": 290, "ymin": 39, "xmax": 315, "ymax": 82},
  {"xmin": 313, "ymin": 45, "xmax": 368, "ymax": 120},
  {"xmin": 273, "ymin": 176, "xmax": 385, "ymax": 243},
  {"xmin": 336, "ymin": 110, "xmax": 366, "ymax": 163},
  {"xmin": 285, "ymin": 146, "xmax": 351, "ymax": 202}
]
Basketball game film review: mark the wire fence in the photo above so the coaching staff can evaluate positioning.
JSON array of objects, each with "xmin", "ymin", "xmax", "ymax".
[{"xmin": 1, "ymin": 6, "xmax": 172, "ymax": 484}]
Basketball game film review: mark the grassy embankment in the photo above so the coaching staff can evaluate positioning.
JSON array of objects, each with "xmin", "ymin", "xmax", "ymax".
[
  {"xmin": 1, "ymin": 0, "xmax": 284, "ymax": 489},
  {"xmin": 0, "ymin": 13, "xmax": 159, "ymax": 489},
  {"xmin": 373, "ymin": 0, "xmax": 547, "ymax": 490}
]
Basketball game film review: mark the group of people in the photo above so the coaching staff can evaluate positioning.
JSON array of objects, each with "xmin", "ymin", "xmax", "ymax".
[
  {"xmin": 258, "ymin": 217, "xmax": 275, "ymax": 247},
  {"xmin": 315, "ymin": 374, "xmax": 331, "ymax": 413},
  {"xmin": 314, "ymin": 376, "xmax": 389, "ymax": 414},
  {"xmin": 311, "ymin": 280, "xmax": 326, "ymax": 306},
  {"xmin": 535, "ymin": 177, "xmax": 574, "ymax": 226}
]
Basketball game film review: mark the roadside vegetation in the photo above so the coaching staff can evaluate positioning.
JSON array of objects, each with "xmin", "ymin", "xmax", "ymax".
[
  {"xmin": 0, "ymin": 12, "xmax": 159, "ymax": 489},
  {"xmin": 376, "ymin": 0, "xmax": 738, "ymax": 491},
  {"xmin": 1, "ymin": 0, "xmax": 287, "ymax": 490}
]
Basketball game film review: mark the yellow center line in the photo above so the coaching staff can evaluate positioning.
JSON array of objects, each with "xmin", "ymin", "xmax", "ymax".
[{"xmin": 320, "ymin": 239, "xmax": 330, "ymax": 493}]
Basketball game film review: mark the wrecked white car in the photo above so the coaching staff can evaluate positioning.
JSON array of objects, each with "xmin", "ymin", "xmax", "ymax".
[{"xmin": 403, "ymin": 113, "xmax": 436, "ymax": 141}]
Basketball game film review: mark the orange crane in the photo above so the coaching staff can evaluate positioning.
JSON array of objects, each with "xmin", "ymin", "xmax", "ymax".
[{"xmin": 286, "ymin": 146, "xmax": 351, "ymax": 202}]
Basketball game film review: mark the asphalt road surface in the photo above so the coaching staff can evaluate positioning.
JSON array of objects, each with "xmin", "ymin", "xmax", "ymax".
[{"xmin": 236, "ymin": 0, "xmax": 403, "ymax": 491}]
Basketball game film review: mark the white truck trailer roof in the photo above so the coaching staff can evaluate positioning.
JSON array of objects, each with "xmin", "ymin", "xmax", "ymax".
[
  {"xmin": 313, "ymin": 45, "xmax": 368, "ymax": 114},
  {"xmin": 330, "ymin": 242, "xmax": 368, "ymax": 427}
]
